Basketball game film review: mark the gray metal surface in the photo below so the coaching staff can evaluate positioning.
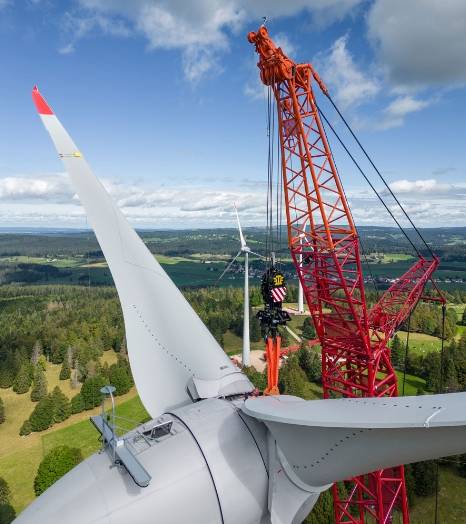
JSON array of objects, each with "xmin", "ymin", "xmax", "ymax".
[
  {"xmin": 170, "ymin": 398, "xmax": 269, "ymax": 524},
  {"xmin": 33, "ymin": 88, "xmax": 252, "ymax": 419},
  {"xmin": 242, "ymin": 394, "xmax": 466, "ymax": 488}
]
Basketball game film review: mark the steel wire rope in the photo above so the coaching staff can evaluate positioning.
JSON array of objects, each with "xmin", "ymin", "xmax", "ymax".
[
  {"xmin": 401, "ymin": 312, "xmax": 412, "ymax": 396},
  {"xmin": 316, "ymin": 104, "xmax": 423, "ymax": 258},
  {"xmin": 324, "ymin": 93, "xmax": 435, "ymax": 259},
  {"xmin": 434, "ymin": 303, "xmax": 447, "ymax": 524}
]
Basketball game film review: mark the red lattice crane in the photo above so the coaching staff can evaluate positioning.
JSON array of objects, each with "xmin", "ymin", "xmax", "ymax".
[{"xmin": 248, "ymin": 26, "xmax": 442, "ymax": 524}]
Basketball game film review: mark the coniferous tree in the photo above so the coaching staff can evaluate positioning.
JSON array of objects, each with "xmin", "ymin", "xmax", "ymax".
[
  {"xmin": 0, "ymin": 399, "xmax": 4, "ymax": 425},
  {"xmin": 302, "ymin": 317, "xmax": 316, "ymax": 340},
  {"xmin": 71, "ymin": 393, "xmax": 85, "ymax": 414},
  {"xmin": 108, "ymin": 364, "xmax": 132, "ymax": 396},
  {"xmin": 0, "ymin": 356, "xmax": 15, "ymax": 389},
  {"xmin": 29, "ymin": 395, "xmax": 54, "ymax": 432},
  {"xmin": 0, "ymin": 478, "xmax": 10, "ymax": 505},
  {"xmin": 30, "ymin": 366, "xmax": 47, "ymax": 402},
  {"xmin": 250, "ymin": 315, "xmax": 261, "ymax": 343},
  {"xmin": 51, "ymin": 386, "xmax": 71, "ymax": 423},
  {"xmin": 12, "ymin": 363, "xmax": 32, "ymax": 394},
  {"xmin": 19, "ymin": 420, "xmax": 32, "ymax": 436},
  {"xmin": 279, "ymin": 354, "xmax": 309, "ymax": 398},
  {"xmin": 0, "ymin": 503, "xmax": 15, "ymax": 524},
  {"xmin": 411, "ymin": 461, "xmax": 437, "ymax": 497},
  {"xmin": 390, "ymin": 334, "xmax": 404, "ymax": 369},
  {"xmin": 59, "ymin": 359, "xmax": 71, "ymax": 380},
  {"xmin": 297, "ymin": 345, "xmax": 321, "ymax": 382},
  {"xmin": 80, "ymin": 375, "xmax": 106, "ymax": 410}
]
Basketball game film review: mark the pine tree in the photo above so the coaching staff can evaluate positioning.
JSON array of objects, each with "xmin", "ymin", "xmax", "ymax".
[
  {"xmin": 0, "ymin": 478, "xmax": 11, "ymax": 505},
  {"xmin": 302, "ymin": 317, "xmax": 316, "ymax": 339},
  {"xmin": 0, "ymin": 399, "xmax": 4, "ymax": 425},
  {"xmin": 29, "ymin": 395, "xmax": 54, "ymax": 432},
  {"xmin": 59, "ymin": 359, "xmax": 71, "ymax": 381},
  {"xmin": 12, "ymin": 363, "xmax": 32, "ymax": 394},
  {"xmin": 0, "ymin": 503, "xmax": 15, "ymax": 524},
  {"xmin": 19, "ymin": 420, "xmax": 32, "ymax": 436},
  {"xmin": 108, "ymin": 365, "xmax": 132, "ymax": 396},
  {"xmin": 0, "ymin": 355, "xmax": 15, "ymax": 389},
  {"xmin": 250, "ymin": 315, "xmax": 261, "ymax": 342},
  {"xmin": 390, "ymin": 334, "xmax": 405, "ymax": 369},
  {"xmin": 297, "ymin": 346, "xmax": 321, "ymax": 382},
  {"xmin": 80, "ymin": 375, "xmax": 106, "ymax": 410},
  {"xmin": 51, "ymin": 386, "xmax": 71, "ymax": 423},
  {"xmin": 411, "ymin": 461, "xmax": 437, "ymax": 497},
  {"xmin": 30, "ymin": 366, "xmax": 47, "ymax": 402},
  {"xmin": 279, "ymin": 355, "xmax": 309, "ymax": 398},
  {"xmin": 71, "ymin": 393, "xmax": 85, "ymax": 414}
]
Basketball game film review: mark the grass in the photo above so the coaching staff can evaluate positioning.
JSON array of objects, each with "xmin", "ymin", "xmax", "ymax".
[
  {"xmin": 397, "ymin": 331, "xmax": 443, "ymax": 355},
  {"xmin": 392, "ymin": 467, "xmax": 466, "ymax": 523},
  {"xmin": 396, "ymin": 371, "xmax": 426, "ymax": 396}
]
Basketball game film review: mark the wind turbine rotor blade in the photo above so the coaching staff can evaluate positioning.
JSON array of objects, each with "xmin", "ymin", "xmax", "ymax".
[
  {"xmin": 32, "ymin": 86, "xmax": 252, "ymax": 419},
  {"xmin": 242, "ymin": 392, "xmax": 466, "ymax": 488},
  {"xmin": 215, "ymin": 251, "xmax": 242, "ymax": 285},
  {"xmin": 234, "ymin": 203, "xmax": 247, "ymax": 249},
  {"xmin": 249, "ymin": 250, "xmax": 265, "ymax": 259}
]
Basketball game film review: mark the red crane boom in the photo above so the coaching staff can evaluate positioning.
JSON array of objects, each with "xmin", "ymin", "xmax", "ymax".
[{"xmin": 248, "ymin": 26, "xmax": 442, "ymax": 523}]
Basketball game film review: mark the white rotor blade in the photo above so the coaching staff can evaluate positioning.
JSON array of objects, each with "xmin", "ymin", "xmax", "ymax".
[
  {"xmin": 215, "ymin": 251, "xmax": 242, "ymax": 284},
  {"xmin": 249, "ymin": 250, "xmax": 265, "ymax": 259},
  {"xmin": 32, "ymin": 86, "xmax": 252, "ymax": 418},
  {"xmin": 234, "ymin": 203, "xmax": 246, "ymax": 249},
  {"xmin": 242, "ymin": 393, "xmax": 466, "ymax": 488}
]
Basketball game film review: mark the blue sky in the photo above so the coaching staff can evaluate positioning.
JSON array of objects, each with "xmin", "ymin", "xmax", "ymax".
[{"xmin": 0, "ymin": 0, "xmax": 465, "ymax": 228}]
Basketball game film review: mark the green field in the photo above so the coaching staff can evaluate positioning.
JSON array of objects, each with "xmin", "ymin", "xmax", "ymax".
[{"xmin": 392, "ymin": 467, "xmax": 466, "ymax": 523}]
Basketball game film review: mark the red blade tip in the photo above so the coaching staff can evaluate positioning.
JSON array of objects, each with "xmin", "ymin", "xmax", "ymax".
[{"xmin": 32, "ymin": 85, "xmax": 54, "ymax": 115}]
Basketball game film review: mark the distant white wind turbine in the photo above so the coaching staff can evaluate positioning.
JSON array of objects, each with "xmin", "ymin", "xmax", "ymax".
[{"xmin": 217, "ymin": 204, "xmax": 263, "ymax": 367}]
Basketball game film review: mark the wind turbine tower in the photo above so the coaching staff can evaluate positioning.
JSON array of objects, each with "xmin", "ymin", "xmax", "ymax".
[{"xmin": 217, "ymin": 205, "xmax": 263, "ymax": 367}]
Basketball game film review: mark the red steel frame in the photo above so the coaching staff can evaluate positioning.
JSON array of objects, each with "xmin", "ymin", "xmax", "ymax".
[{"xmin": 248, "ymin": 26, "xmax": 442, "ymax": 524}]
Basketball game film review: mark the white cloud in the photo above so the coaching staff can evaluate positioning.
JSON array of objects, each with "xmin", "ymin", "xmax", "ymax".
[
  {"xmin": 316, "ymin": 35, "xmax": 380, "ymax": 109},
  {"xmin": 60, "ymin": 0, "xmax": 363, "ymax": 82},
  {"xmin": 1, "ymin": 173, "xmax": 465, "ymax": 228},
  {"xmin": 368, "ymin": 0, "xmax": 466, "ymax": 87},
  {"xmin": 377, "ymin": 95, "xmax": 431, "ymax": 129}
]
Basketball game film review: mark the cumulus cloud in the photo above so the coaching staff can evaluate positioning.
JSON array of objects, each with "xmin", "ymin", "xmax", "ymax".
[
  {"xmin": 60, "ymin": 0, "xmax": 363, "ymax": 82},
  {"xmin": 1, "ymin": 173, "xmax": 465, "ymax": 228},
  {"xmin": 368, "ymin": 0, "xmax": 466, "ymax": 87},
  {"xmin": 316, "ymin": 35, "xmax": 380, "ymax": 109},
  {"xmin": 376, "ymin": 95, "xmax": 431, "ymax": 129}
]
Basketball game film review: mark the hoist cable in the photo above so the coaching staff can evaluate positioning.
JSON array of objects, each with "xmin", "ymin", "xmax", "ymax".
[
  {"xmin": 316, "ymin": 104, "xmax": 423, "ymax": 258},
  {"xmin": 434, "ymin": 303, "xmax": 447, "ymax": 524},
  {"xmin": 324, "ymin": 93, "xmax": 435, "ymax": 259},
  {"xmin": 401, "ymin": 312, "xmax": 412, "ymax": 396}
]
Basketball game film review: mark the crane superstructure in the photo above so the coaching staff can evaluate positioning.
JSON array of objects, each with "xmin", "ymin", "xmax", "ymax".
[{"xmin": 248, "ymin": 26, "xmax": 442, "ymax": 524}]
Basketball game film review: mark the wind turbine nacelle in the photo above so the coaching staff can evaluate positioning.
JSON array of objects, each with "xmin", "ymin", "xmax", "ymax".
[{"xmin": 14, "ymin": 399, "xmax": 270, "ymax": 524}]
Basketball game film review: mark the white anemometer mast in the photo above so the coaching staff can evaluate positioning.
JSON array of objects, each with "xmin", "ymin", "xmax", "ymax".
[{"xmin": 298, "ymin": 234, "xmax": 305, "ymax": 314}]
